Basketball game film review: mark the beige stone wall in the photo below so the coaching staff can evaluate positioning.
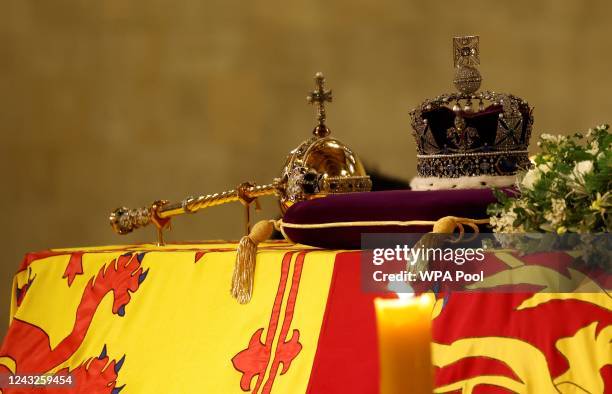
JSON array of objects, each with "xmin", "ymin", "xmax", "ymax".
[{"xmin": 1, "ymin": 0, "xmax": 611, "ymax": 339}]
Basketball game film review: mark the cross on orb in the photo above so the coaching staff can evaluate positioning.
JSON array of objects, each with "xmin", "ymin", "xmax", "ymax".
[{"xmin": 307, "ymin": 72, "xmax": 333, "ymax": 137}]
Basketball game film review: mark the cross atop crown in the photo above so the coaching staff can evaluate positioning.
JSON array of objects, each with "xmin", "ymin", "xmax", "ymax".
[
  {"xmin": 452, "ymin": 35, "xmax": 482, "ymax": 94},
  {"xmin": 453, "ymin": 35, "xmax": 480, "ymax": 68},
  {"xmin": 307, "ymin": 72, "xmax": 333, "ymax": 137}
]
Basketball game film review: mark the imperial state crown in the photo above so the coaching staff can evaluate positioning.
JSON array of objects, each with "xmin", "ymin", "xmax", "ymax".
[{"xmin": 409, "ymin": 35, "xmax": 533, "ymax": 190}]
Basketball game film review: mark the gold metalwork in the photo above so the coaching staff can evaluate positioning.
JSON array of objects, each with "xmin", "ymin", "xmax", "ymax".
[
  {"xmin": 150, "ymin": 200, "xmax": 171, "ymax": 246},
  {"xmin": 236, "ymin": 182, "xmax": 262, "ymax": 234},
  {"xmin": 110, "ymin": 183, "xmax": 278, "ymax": 236},
  {"xmin": 306, "ymin": 72, "xmax": 332, "ymax": 137},
  {"xmin": 278, "ymin": 137, "xmax": 370, "ymax": 212},
  {"xmin": 109, "ymin": 72, "xmax": 371, "ymax": 239},
  {"xmin": 453, "ymin": 35, "xmax": 480, "ymax": 67},
  {"xmin": 453, "ymin": 35, "xmax": 482, "ymax": 95}
]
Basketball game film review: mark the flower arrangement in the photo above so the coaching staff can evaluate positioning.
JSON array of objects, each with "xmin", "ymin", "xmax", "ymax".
[{"xmin": 487, "ymin": 124, "xmax": 611, "ymax": 269}]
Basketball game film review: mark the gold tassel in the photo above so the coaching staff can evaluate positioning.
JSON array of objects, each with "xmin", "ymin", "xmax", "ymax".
[{"xmin": 231, "ymin": 220, "xmax": 275, "ymax": 304}]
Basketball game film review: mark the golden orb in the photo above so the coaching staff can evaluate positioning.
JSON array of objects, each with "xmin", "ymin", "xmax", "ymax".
[{"xmin": 278, "ymin": 136, "xmax": 370, "ymax": 212}]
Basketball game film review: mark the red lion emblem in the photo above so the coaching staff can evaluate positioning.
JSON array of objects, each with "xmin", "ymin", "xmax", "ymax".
[{"xmin": 0, "ymin": 253, "xmax": 148, "ymax": 393}]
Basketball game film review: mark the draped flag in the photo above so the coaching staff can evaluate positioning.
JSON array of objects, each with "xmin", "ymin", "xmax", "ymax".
[{"xmin": 1, "ymin": 242, "xmax": 610, "ymax": 393}]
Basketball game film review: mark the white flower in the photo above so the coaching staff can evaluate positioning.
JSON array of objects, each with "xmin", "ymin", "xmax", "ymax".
[
  {"xmin": 520, "ymin": 168, "xmax": 541, "ymax": 190},
  {"xmin": 540, "ymin": 134, "xmax": 566, "ymax": 144},
  {"xmin": 490, "ymin": 213, "xmax": 514, "ymax": 233},
  {"xmin": 540, "ymin": 133, "xmax": 555, "ymax": 141},
  {"xmin": 565, "ymin": 161, "xmax": 592, "ymax": 196},
  {"xmin": 585, "ymin": 125, "xmax": 605, "ymax": 139},
  {"xmin": 587, "ymin": 140, "xmax": 599, "ymax": 156},
  {"xmin": 573, "ymin": 160, "xmax": 594, "ymax": 177},
  {"xmin": 544, "ymin": 198, "xmax": 567, "ymax": 228},
  {"xmin": 490, "ymin": 203, "xmax": 526, "ymax": 234}
]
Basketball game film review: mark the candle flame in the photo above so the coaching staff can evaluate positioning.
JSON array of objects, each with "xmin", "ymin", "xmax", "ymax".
[
  {"xmin": 398, "ymin": 292, "xmax": 414, "ymax": 301},
  {"xmin": 387, "ymin": 281, "xmax": 414, "ymax": 301}
]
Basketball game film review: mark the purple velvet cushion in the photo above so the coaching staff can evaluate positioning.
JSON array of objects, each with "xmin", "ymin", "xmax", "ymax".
[{"xmin": 282, "ymin": 189, "xmax": 497, "ymax": 249}]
